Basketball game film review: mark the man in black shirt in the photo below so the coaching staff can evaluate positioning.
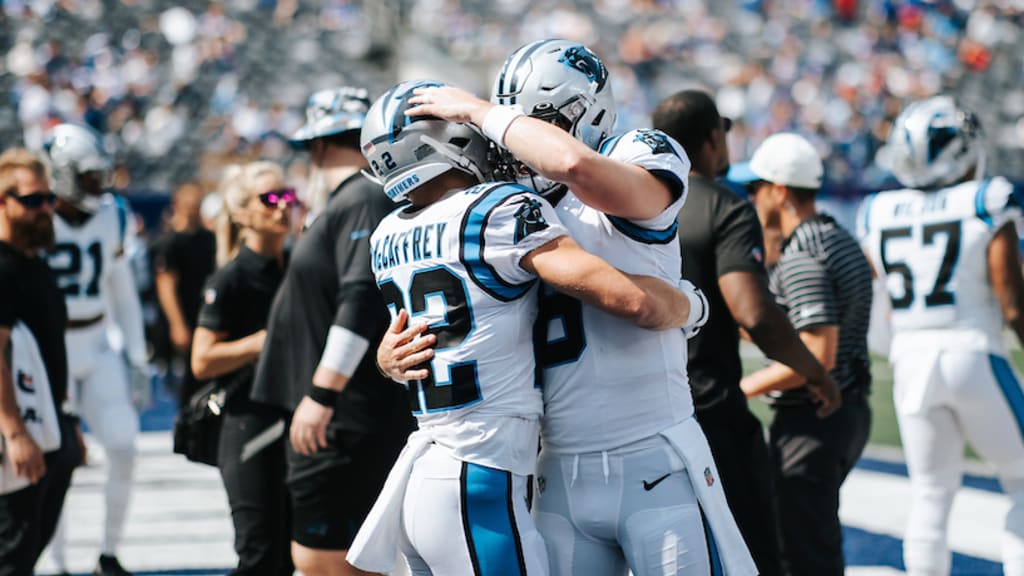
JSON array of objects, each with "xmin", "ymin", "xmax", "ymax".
[
  {"xmin": 0, "ymin": 148, "xmax": 82, "ymax": 576},
  {"xmin": 734, "ymin": 132, "xmax": 873, "ymax": 576},
  {"xmin": 653, "ymin": 90, "xmax": 840, "ymax": 576},
  {"xmin": 154, "ymin": 181, "xmax": 216, "ymax": 405},
  {"xmin": 251, "ymin": 87, "xmax": 413, "ymax": 576}
]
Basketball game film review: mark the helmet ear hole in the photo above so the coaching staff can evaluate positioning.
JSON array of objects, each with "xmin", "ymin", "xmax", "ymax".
[
  {"xmin": 591, "ymin": 110, "xmax": 605, "ymax": 127},
  {"xmin": 449, "ymin": 137, "xmax": 470, "ymax": 148}
]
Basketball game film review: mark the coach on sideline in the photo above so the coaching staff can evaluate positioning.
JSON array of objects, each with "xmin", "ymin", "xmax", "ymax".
[
  {"xmin": 0, "ymin": 148, "xmax": 82, "ymax": 575},
  {"xmin": 652, "ymin": 90, "xmax": 840, "ymax": 576},
  {"xmin": 733, "ymin": 133, "xmax": 873, "ymax": 576}
]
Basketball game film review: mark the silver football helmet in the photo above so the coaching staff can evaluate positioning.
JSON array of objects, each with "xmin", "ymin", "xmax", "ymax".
[
  {"xmin": 361, "ymin": 80, "xmax": 496, "ymax": 203},
  {"xmin": 492, "ymin": 39, "xmax": 617, "ymax": 151},
  {"xmin": 43, "ymin": 123, "xmax": 112, "ymax": 213},
  {"xmin": 886, "ymin": 96, "xmax": 984, "ymax": 189},
  {"xmin": 290, "ymin": 86, "xmax": 371, "ymax": 148}
]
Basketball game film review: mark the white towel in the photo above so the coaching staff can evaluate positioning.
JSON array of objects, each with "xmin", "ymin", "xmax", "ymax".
[
  {"xmin": 347, "ymin": 430, "xmax": 433, "ymax": 573},
  {"xmin": 660, "ymin": 418, "xmax": 758, "ymax": 576},
  {"xmin": 0, "ymin": 322, "xmax": 62, "ymax": 495}
]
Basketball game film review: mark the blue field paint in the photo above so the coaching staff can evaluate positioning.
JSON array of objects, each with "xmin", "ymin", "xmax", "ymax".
[
  {"xmin": 856, "ymin": 457, "xmax": 1003, "ymax": 494},
  {"xmin": 843, "ymin": 526, "xmax": 1003, "ymax": 574}
]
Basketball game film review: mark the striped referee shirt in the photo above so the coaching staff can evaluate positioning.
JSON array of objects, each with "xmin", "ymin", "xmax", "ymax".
[{"xmin": 768, "ymin": 213, "xmax": 874, "ymax": 404}]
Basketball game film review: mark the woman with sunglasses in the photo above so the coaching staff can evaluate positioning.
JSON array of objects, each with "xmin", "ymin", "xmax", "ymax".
[{"xmin": 191, "ymin": 161, "xmax": 298, "ymax": 576}]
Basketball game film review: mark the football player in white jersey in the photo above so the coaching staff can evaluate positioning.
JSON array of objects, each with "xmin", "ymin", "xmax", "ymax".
[
  {"xmin": 347, "ymin": 79, "xmax": 701, "ymax": 576},
  {"xmin": 391, "ymin": 39, "xmax": 768, "ymax": 576},
  {"xmin": 43, "ymin": 123, "xmax": 146, "ymax": 576},
  {"xmin": 858, "ymin": 96, "xmax": 1024, "ymax": 576}
]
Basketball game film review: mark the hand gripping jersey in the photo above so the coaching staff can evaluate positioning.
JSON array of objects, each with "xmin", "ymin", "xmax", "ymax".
[
  {"xmin": 370, "ymin": 182, "xmax": 568, "ymax": 475},
  {"xmin": 858, "ymin": 177, "xmax": 1021, "ymax": 355},
  {"xmin": 538, "ymin": 128, "xmax": 695, "ymax": 454},
  {"xmin": 50, "ymin": 195, "xmax": 133, "ymax": 322}
]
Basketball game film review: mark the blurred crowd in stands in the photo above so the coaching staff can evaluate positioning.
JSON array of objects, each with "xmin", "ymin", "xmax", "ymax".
[{"xmin": 2, "ymin": 0, "xmax": 1023, "ymax": 206}]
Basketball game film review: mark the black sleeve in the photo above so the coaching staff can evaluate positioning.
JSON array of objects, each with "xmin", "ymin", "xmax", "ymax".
[
  {"xmin": 714, "ymin": 196, "xmax": 766, "ymax": 277},
  {"xmin": 331, "ymin": 200, "xmax": 387, "ymax": 340},
  {"xmin": 0, "ymin": 257, "xmax": 17, "ymax": 328},
  {"xmin": 196, "ymin": 267, "xmax": 235, "ymax": 332},
  {"xmin": 154, "ymin": 232, "xmax": 182, "ymax": 274}
]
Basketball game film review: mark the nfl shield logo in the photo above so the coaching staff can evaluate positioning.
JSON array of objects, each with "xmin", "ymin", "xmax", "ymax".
[{"xmin": 704, "ymin": 467, "xmax": 714, "ymax": 487}]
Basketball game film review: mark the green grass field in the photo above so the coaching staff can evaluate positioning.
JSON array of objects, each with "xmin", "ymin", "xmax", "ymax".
[{"xmin": 743, "ymin": 348, "xmax": 1024, "ymax": 451}]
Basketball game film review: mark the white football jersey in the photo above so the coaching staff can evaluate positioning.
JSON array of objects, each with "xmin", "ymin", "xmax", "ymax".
[
  {"xmin": 858, "ymin": 177, "xmax": 1021, "ymax": 354},
  {"xmin": 539, "ymin": 128, "xmax": 694, "ymax": 454},
  {"xmin": 49, "ymin": 195, "xmax": 133, "ymax": 322},
  {"xmin": 371, "ymin": 182, "xmax": 568, "ymax": 474}
]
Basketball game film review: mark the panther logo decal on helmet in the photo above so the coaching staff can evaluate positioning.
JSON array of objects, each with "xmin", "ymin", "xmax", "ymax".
[{"xmin": 558, "ymin": 45, "xmax": 608, "ymax": 92}]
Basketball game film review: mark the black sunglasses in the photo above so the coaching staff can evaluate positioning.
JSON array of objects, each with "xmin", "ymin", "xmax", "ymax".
[
  {"xmin": 721, "ymin": 116, "xmax": 733, "ymax": 133},
  {"xmin": 7, "ymin": 191, "xmax": 57, "ymax": 209},
  {"xmin": 258, "ymin": 188, "xmax": 299, "ymax": 208}
]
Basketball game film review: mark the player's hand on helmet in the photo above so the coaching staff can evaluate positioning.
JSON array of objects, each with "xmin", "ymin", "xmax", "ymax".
[
  {"xmin": 406, "ymin": 86, "xmax": 491, "ymax": 126},
  {"xmin": 290, "ymin": 396, "xmax": 333, "ymax": 456},
  {"xmin": 806, "ymin": 371, "xmax": 842, "ymax": 418},
  {"xmin": 377, "ymin": 309, "xmax": 435, "ymax": 383},
  {"xmin": 7, "ymin": 431, "xmax": 46, "ymax": 483}
]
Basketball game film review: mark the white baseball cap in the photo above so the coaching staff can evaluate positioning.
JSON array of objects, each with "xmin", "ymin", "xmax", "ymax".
[{"xmin": 728, "ymin": 132, "xmax": 824, "ymax": 190}]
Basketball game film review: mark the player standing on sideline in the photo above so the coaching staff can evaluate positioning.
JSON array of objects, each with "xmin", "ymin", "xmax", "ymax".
[
  {"xmin": 42, "ymin": 124, "xmax": 146, "ymax": 576},
  {"xmin": 349, "ymin": 79, "xmax": 702, "ymax": 576},
  {"xmin": 0, "ymin": 148, "xmax": 82, "ymax": 576},
  {"xmin": 734, "ymin": 133, "xmax": 873, "ymax": 576},
  {"xmin": 859, "ymin": 96, "xmax": 1024, "ymax": 575},
  {"xmin": 651, "ymin": 89, "xmax": 840, "ymax": 576},
  {"xmin": 250, "ymin": 87, "xmax": 415, "ymax": 576},
  {"xmin": 386, "ymin": 39, "xmax": 760, "ymax": 575},
  {"xmin": 191, "ymin": 162, "xmax": 296, "ymax": 575}
]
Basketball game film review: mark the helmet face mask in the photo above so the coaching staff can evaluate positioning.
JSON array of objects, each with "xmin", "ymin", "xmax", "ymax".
[
  {"xmin": 492, "ymin": 39, "xmax": 616, "ymax": 151},
  {"xmin": 886, "ymin": 96, "xmax": 984, "ymax": 189},
  {"xmin": 43, "ymin": 123, "xmax": 112, "ymax": 213},
  {"xmin": 361, "ymin": 80, "xmax": 499, "ymax": 203}
]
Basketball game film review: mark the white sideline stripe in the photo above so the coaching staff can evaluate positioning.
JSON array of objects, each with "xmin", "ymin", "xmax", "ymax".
[{"xmin": 841, "ymin": 468, "xmax": 1007, "ymax": 562}]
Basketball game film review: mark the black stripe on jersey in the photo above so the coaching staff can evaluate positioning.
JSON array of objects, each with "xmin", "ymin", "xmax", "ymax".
[
  {"xmin": 458, "ymin": 183, "xmax": 539, "ymax": 302},
  {"xmin": 607, "ymin": 214, "xmax": 679, "ymax": 245},
  {"xmin": 459, "ymin": 462, "xmax": 484, "ymax": 576},
  {"xmin": 506, "ymin": 472, "xmax": 529, "ymax": 576}
]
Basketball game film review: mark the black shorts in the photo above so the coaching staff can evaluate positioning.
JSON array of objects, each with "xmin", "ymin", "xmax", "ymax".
[{"xmin": 286, "ymin": 424, "xmax": 406, "ymax": 550}]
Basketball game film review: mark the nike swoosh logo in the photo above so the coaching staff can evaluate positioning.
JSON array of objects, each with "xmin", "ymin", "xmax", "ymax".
[{"xmin": 642, "ymin": 473, "xmax": 671, "ymax": 491}]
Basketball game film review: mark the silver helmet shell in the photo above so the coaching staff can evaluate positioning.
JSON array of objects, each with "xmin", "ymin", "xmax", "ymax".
[
  {"xmin": 290, "ymin": 86, "xmax": 371, "ymax": 148},
  {"xmin": 886, "ymin": 96, "xmax": 984, "ymax": 189},
  {"xmin": 492, "ymin": 39, "xmax": 616, "ymax": 151},
  {"xmin": 43, "ymin": 123, "xmax": 112, "ymax": 213},
  {"xmin": 360, "ymin": 80, "xmax": 496, "ymax": 203}
]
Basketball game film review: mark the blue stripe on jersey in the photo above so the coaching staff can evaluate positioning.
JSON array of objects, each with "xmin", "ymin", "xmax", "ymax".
[
  {"xmin": 974, "ymin": 179, "xmax": 994, "ymax": 228},
  {"xmin": 607, "ymin": 214, "xmax": 678, "ymax": 245},
  {"xmin": 859, "ymin": 192, "xmax": 877, "ymax": 236},
  {"xmin": 459, "ymin": 183, "xmax": 538, "ymax": 302},
  {"xmin": 113, "ymin": 195, "xmax": 129, "ymax": 245},
  {"xmin": 460, "ymin": 463, "xmax": 526, "ymax": 576},
  {"xmin": 598, "ymin": 134, "xmax": 623, "ymax": 156},
  {"xmin": 699, "ymin": 505, "xmax": 724, "ymax": 576},
  {"xmin": 990, "ymin": 354, "xmax": 1024, "ymax": 439}
]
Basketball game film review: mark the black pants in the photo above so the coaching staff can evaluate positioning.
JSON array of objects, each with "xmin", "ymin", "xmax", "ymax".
[
  {"xmin": 697, "ymin": 398, "xmax": 784, "ymax": 576},
  {"xmin": 769, "ymin": 393, "xmax": 871, "ymax": 576},
  {"xmin": 218, "ymin": 405, "xmax": 292, "ymax": 576},
  {"xmin": 0, "ymin": 413, "xmax": 80, "ymax": 576}
]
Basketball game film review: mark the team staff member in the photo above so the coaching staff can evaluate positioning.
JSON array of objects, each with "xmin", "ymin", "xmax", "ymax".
[
  {"xmin": 652, "ymin": 90, "xmax": 840, "ymax": 576},
  {"xmin": 734, "ymin": 133, "xmax": 873, "ymax": 576},
  {"xmin": 251, "ymin": 87, "xmax": 414, "ymax": 576},
  {"xmin": 192, "ymin": 162, "xmax": 296, "ymax": 576},
  {"xmin": 0, "ymin": 148, "xmax": 82, "ymax": 576}
]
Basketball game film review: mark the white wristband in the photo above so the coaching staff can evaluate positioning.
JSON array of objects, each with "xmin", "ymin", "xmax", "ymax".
[
  {"xmin": 679, "ymin": 279, "xmax": 709, "ymax": 329},
  {"xmin": 317, "ymin": 326, "xmax": 371, "ymax": 378},
  {"xmin": 481, "ymin": 105, "xmax": 525, "ymax": 148}
]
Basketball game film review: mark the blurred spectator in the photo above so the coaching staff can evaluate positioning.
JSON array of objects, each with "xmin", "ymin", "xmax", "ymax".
[{"xmin": 154, "ymin": 182, "xmax": 215, "ymax": 406}]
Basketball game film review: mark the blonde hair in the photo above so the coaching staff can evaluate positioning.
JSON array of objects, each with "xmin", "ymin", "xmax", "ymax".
[
  {"xmin": 216, "ymin": 161, "xmax": 285, "ymax": 266},
  {"xmin": 0, "ymin": 148, "xmax": 49, "ymax": 198}
]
